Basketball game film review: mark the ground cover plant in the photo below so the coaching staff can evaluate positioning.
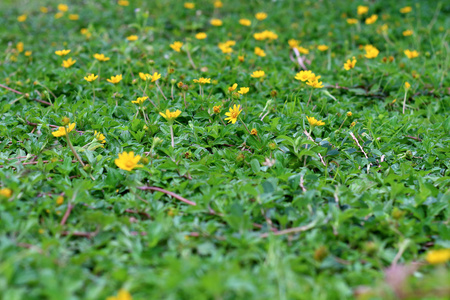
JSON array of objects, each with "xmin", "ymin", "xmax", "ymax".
[{"xmin": 1, "ymin": 0, "xmax": 450, "ymax": 299}]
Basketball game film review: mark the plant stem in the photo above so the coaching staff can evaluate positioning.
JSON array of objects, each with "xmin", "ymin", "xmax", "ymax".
[
  {"xmin": 65, "ymin": 130, "xmax": 85, "ymax": 168},
  {"xmin": 156, "ymin": 81, "xmax": 168, "ymax": 102},
  {"xmin": 186, "ymin": 48, "xmax": 197, "ymax": 69},
  {"xmin": 338, "ymin": 116, "xmax": 348, "ymax": 131},
  {"xmin": 306, "ymin": 88, "xmax": 313, "ymax": 107},
  {"xmin": 170, "ymin": 124, "xmax": 175, "ymax": 148},
  {"xmin": 92, "ymin": 84, "xmax": 96, "ymax": 105},
  {"xmin": 402, "ymin": 90, "xmax": 408, "ymax": 114}
]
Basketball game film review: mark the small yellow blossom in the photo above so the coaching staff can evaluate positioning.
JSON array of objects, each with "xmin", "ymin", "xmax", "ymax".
[
  {"xmin": 238, "ymin": 87, "xmax": 249, "ymax": 95},
  {"xmin": 40, "ymin": 7, "xmax": 48, "ymax": 13},
  {"xmin": 107, "ymin": 74, "xmax": 123, "ymax": 84},
  {"xmin": 239, "ymin": 19, "xmax": 251, "ymax": 26},
  {"xmin": 250, "ymin": 128, "xmax": 258, "ymax": 135},
  {"xmin": 425, "ymin": 249, "xmax": 450, "ymax": 264},
  {"xmin": 68, "ymin": 14, "xmax": 79, "ymax": 20},
  {"xmin": 317, "ymin": 45, "xmax": 329, "ymax": 51},
  {"xmin": 365, "ymin": 14, "xmax": 378, "ymax": 25},
  {"xmin": 224, "ymin": 104, "xmax": 242, "ymax": 124},
  {"xmin": 94, "ymin": 53, "xmax": 110, "ymax": 61},
  {"xmin": 357, "ymin": 5, "xmax": 369, "ymax": 15},
  {"xmin": 213, "ymin": 105, "xmax": 221, "ymax": 114},
  {"xmin": 170, "ymin": 41, "xmax": 183, "ymax": 52},
  {"xmin": 347, "ymin": 111, "xmax": 352, "ymax": 117},
  {"xmin": 364, "ymin": 45, "xmax": 379, "ymax": 59},
  {"xmin": 295, "ymin": 70, "xmax": 314, "ymax": 82},
  {"xmin": 195, "ymin": 32, "xmax": 207, "ymax": 40},
  {"xmin": 255, "ymin": 12, "xmax": 267, "ymax": 21},
  {"xmin": 62, "ymin": 58, "xmax": 76, "ymax": 68},
  {"xmin": 297, "ymin": 46, "xmax": 309, "ymax": 54},
  {"xmin": 400, "ymin": 6, "xmax": 412, "ymax": 14},
  {"xmin": 404, "ymin": 82, "xmax": 411, "ymax": 89},
  {"xmin": 54, "ymin": 12, "xmax": 64, "ymax": 19},
  {"xmin": 250, "ymin": 70, "xmax": 265, "ymax": 78},
  {"xmin": 150, "ymin": 72, "xmax": 162, "ymax": 82},
  {"xmin": 52, "ymin": 123, "xmax": 76, "ymax": 137},
  {"xmin": 404, "ymin": 49, "xmax": 419, "ymax": 59},
  {"xmin": 254, "ymin": 47, "xmax": 266, "ymax": 57},
  {"xmin": 228, "ymin": 83, "xmax": 238, "ymax": 92},
  {"xmin": 25, "ymin": 51, "xmax": 32, "ymax": 56},
  {"xmin": 55, "ymin": 49, "xmax": 71, "ymax": 56},
  {"xmin": 210, "ymin": 19, "xmax": 223, "ymax": 26},
  {"xmin": 17, "ymin": 14, "xmax": 27, "ymax": 22},
  {"xmin": 84, "ymin": 74, "xmax": 98, "ymax": 82},
  {"xmin": 184, "ymin": 2, "xmax": 195, "ymax": 9},
  {"xmin": 347, "ymin": 18, "xmax": 358, "ymax": 24},
  {"xmin": 115, "ymin": 152, "xmax": 143, "ymax": 172},
  {"xmin": 288, "ymin": 39, "xmax": 300, "ymax": 48},
  {"xmin": 126, "ymin": 35, "xmax": 138, "ymax": 41},
  {"xmin": 350, "ymin": 121, "xmax": 356, "ymax": 127},
  {"xmin": 16, "ymin": 42, "xmax": 24, "ymax": 53},
  {"xmin": 139, "ymin": 72, "xmax": 151, "ymax": 81},
  {"xmin": 58, "ymin": 4, "xmax": 69, "ymax": 12},
  {"xmin": 159, "ymin": 109, "xmax": 182, "ymax": 121},
  {"xmin": 107, "ymin": 289, "xmax": 132, "ymax": 300},
  {"xmin": 118, "ymin": 0, "xmax": 130, "ymax": 6},
  {"xmin": 94, "ymin": 131, "xmax": 106, "ymax": 143},
  {"xmin": 403, "ymin": 30, "xmax": 413, "ymax": 36},
  {"xmin": 238, "ymin": 55, "xmax": 244, "ymax": 62},
  {"xmin": 0, "ymin": 188, "xmax": 13, "ymax": 198},
  {"xmin": 214, "ymin": 1, "xmax": 223, "ymax": 8},
  {"xmin": 344, "ymin": 57, "xmax": 357, "ymax": 70},
  {"xmin": 306, "ymin": 78, "xmax": 324, "ymax": 89},
  {"xmin": 307, "ymin": 116, "xmax": 325, "ymax": 127},
  {"xmin": 56, "ymin": 196, "xmax": 64, "ymax": 205},
  {"xmin": 132, "ymin": 96, "xmax": 148, "ymax": 105},
  {"xmin": 193, "ymin": 77, "xmax": 211, "ymax": 84}
]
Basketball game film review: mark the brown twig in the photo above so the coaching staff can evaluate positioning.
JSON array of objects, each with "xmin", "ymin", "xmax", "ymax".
[
  {"xmin": 137, "ymin": 186, "xmax": 197, "ymax": 206},
  {"xmin": 405, "ymin": 135, "xmax": 422, "ymax": 141},
  {"xmin": 0, "ymin": 83, "xmax": 53, "ymax": 106},
  {"xmin": 60, "ymin": 204, "xmax": 74, "ymax": 226},
  {"xmin": 349, "ymin": 131, "xmax": 368, "ymax": 159},
  {"xmin": 303, "ymin": 130, "xmax": 327, "ymax": 166}
]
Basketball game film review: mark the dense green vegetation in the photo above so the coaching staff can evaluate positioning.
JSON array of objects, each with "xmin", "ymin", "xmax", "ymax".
[{"xmin": 1, "ymin": 0, "xmax": 449, "ymax": 299}]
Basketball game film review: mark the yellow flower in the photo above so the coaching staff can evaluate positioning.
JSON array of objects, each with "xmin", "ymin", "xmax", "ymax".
[
  {"xmin": 404, "ymin": 82, "xmax": 411, "ymax": 89},
  {"xmin": 214, "ymin": 1, "xmax": 223, "ymax": 8},
  {"xmin": 115, "ymin": 152, "xmax": 143, "ymax": 172},
  {"xmin": 228, "ymin": 83, "xmax": 238, "ymax": 92},
  {"xmin": 84, "ymin": 74, "xmax": 98, "ymax": 82},
  {"xmin": 306, "ymin": 78, "xmax": 324, "ymax": 88},
  {"xmin": 195, "ymin": 32, "xmax": 207, "ymax": 40},
  {"xmin": 400, "ymin": 6, "xmax": 412, "ymax": 14},
  {"xmin": 288, "ymin": 39, "xmax": 300, "ymax": 48},
  {"xmin": 255, "ymin": 12, "xmax": 267, "ymax": 21},
  {"xmin": 170, "ymin": 41, "xmax": 183, "ymax": 52},
  {"xmin": 62, "ymin": 58, "xmax": 76, "ymax": 68},
  {"xmin": 295, "ymin": 70, "xmax": 314, "ymax": 82},
  {"xmin": 347, "ymin": 111, "xmax": 352, "ymax": 117},
  {"xmin": 126, "ymin": 35, "xmax": 138, "ymax": 41},
  {"xmin": 93, "ymin": 53, "xmax": 110, "ymax": 61},
  {"xmin": 184, "ymin": 2, "xmax": 195, "ymax": 9},
  {"xmin": 0, "ymin": 188, "xmax": 13, "ymax": 198},
  {"xmin": 213, "ymin": 105, "xmax": 221, "ymax": 114},
  {"xmin": 94, "ymin": 131, "xmax": 106, "ymax": 143},
  {"xmin": 344, "ymin": 57, "xmax": 357, "ymax": 70},
  {"xmin": 68, "ymin": 14, "xmax": 79, "ymax": 20},
  {"xmin": 25, "ymin": 51, "xmax": 32, "ymax": 56},
  {"xmin": 364, "ymin": 45, "xmax": 379, "ymax": 59},
  {"xmin": 118, "ymin": 0, "xmax": 129, "ymax": 6},
  {"xmin": 357, "ymin": 5, "xmax": 369, "ymax": 15},
  {"xmin": 159, "ymin": 109, "xmax": 182, "ymax": 121},
  {"xmin": 150, "ymin": 72, "xmax": 161, "ymax": 82},
  {"xmin": 193, "ymin": 77, "xmax": 211, "ymax": 84},
  {"xmin": 250, "ymin": 128, "xmax": 258, "ymax": 135},
  {"xmin": 254, "ymin": 47, "xmax": 266, "ymax": 57},
  {"xmin": 238, "ymin": 87, "xmax": 249, "ymax": 95},
  {"xmin": 107, "ymin": 74, "xmax": 123, "ymax": 84},
  {"xmin": 404, "ymin": 49, "xmax": 419, "ymax": 59},
  {"xmin": 239, "ymin": 19, "xmax": 251, "ymax": 26},
  {"xmin": 139, "ymin": 72, "xmax": 151, "ymax": 81},
  {"xmin": 54, "ymin": 12, "xmax": 64, "ymax": 19},
  {"xmin": 132, "ymin": 96, "xmax": 148, "ymax": 104},
  {"xmin": 16, "ymin": 42, "xmax": 24, "ymax": 53},
  {"xmin": 58, "ymin": 4, "xmax": 69, "ymax": 12},
  {"xmin": 403, "ymin": 30, "xmax": 413, "ymax": 36},
  {"xmin": 40, "ymin": 7, "xmax": 48, "ymax": 13},
  {"xmin": 17, "ymin": 14, "xmax": 27, "ymax": 22},
  {"xmin": 52, "ymin": 123, "xmax": 76, "ymax": 137},
  {"xmin": 224, "ymin": 104, "xmax": 242, "ymax": 124},
  {"xmin": 347, "ymin": 18, "xmax": 358, "ymax": 24},
  {"xmin": 238, "ymin": 55, "xmax": 244, "ymax": 62},
  {"xmin": 56, "ymin": 196, "xmax": 64, "ymax": 206},
  {"xmin": 350, "ymin": 121, "xmax": 356, "ymax": 128},
  {"xmin": 317, "ymin": 45, "xmax": 329, "ymax": 51},
  {"xmin": 425, "ymin": 249, "xmax": 450, "ymax": 264},
  {"xmin": 297, "ymin": 46, "xmax": 309, "ymax": 54},
  {"xmin": 210, "ymin": 19, "xmax": 223, "ymax": 26},
  {"xmin": 55, "ymin": 49, "xmax": 71, "ymax": 56},
  {"xmin": 306, "ymin": 116, "xmax": 325, "ymax": 127},
  {"xmin": 218, "ymin": 43, "xmax": 233, "ymax": 54},
  {"xmin": 365, "ymin": 14, "xmax": 378, "ymax": 25},
  {"xmin": 250, "ymin": 70, "xmax": 265, "ymax": 78}
]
